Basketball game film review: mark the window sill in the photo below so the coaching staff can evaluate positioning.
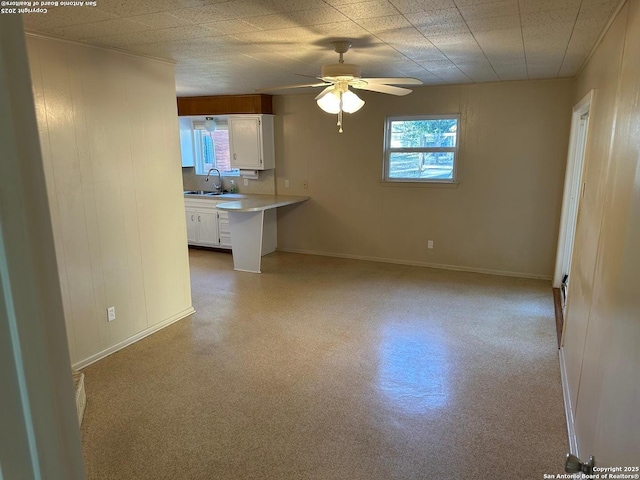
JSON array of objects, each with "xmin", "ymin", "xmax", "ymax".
[
  {"xmin": 381, "ymin": 180, "xmax": 459, "ymax": 189},
  {"xmin": 195, "ymin": 172, "xmax": 240, "ymax": 177}
]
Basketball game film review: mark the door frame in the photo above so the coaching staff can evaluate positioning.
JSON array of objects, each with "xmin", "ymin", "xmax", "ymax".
[{"xmin": 553, "ymin": 90, "xmax": 594, "ymax": 293}]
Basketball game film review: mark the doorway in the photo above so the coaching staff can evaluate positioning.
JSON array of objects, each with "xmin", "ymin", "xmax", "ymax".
[{"xmin": 553, "ymin": 91, "xmax": 593, "ymax": 325}]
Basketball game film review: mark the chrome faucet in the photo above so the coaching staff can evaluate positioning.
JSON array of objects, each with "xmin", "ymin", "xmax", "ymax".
[{"xmin": 205, "ymin": 168, "xmax": 222, "ymax": 193}]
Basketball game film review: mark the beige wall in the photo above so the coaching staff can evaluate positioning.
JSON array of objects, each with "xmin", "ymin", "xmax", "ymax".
[
  {"xmin": 275, "ymin": 79, "xmax": 574, "ymax": 278},
  {"xmin": 27, "ymin": 35, "xmax": 194, "ymax": 367},
  {"xmin": 563, "ymin": 0, "xmax": 640, "ymax": 465}
]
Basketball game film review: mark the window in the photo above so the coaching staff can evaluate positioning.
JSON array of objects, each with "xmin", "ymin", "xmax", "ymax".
[
  {"xmin": 383, "ymin": 115, "xmax": 460, "ymax": 183},
  {"xmin": 192, "ymin": 117, "xmax": 238, "ymax": 176}
]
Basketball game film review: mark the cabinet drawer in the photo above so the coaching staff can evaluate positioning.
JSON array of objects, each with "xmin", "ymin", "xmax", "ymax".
[
  {"xmin": 220, "ymin": 234, "xmax": 232, "ymax": 248},
  {"xmin": 218, "ymin": 212, "xmax": 230, "ymax": 235},
  {"xmin": 219, "ymin": 217, "xmax": 230, "ymax": 228}
]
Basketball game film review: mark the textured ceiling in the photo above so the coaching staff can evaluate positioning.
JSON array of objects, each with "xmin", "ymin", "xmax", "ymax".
[{"xmin": 24, "ymin": 0, "xmax": 621, "ymax": 96}]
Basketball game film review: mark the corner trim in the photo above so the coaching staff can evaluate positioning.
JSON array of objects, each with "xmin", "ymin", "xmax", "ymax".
[
  {"xmin": 72, "ymin": 306, "xmax": 195, "ymax": 370},
  {"xmin": 574, "ymin": 0, "xmax": 628, "ymax": 78},
  {"xmin": 24, "ymin": 32, "xmax": 176, "ymax": 65},
  {"xmin": 559, "ymin": 347, "xmax": 579, "ymax": 456},
  {"xmin": 277, "ymin": 248, "xmax": 552, "ymax": 280}
]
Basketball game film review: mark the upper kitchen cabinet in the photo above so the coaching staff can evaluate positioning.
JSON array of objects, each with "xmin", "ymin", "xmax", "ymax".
[
  {"xmin": 179, "ymin": 117, "xmax": 195, "ymax": 167},
  {"xmin": 228, "ymin": 114, "xmax": 275, "ymax": 170}
]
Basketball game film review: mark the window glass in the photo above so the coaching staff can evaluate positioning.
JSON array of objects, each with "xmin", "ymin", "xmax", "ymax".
[
  {"xmin": 193, "ymin": 117, "xmax": 238, "ymax": 176},
  {"xmin": 388, "ymin": 152, "xmax": 455, "ymax": 181}
]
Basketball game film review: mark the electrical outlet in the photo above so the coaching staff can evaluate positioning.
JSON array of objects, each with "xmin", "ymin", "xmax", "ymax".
[
  {"xmin": 107, "ymin": 306, "xmax": 116, "ymax": 322},
  {"xmin": 303, "ymin": 180, "xmax": 308, "ymax": 189},
  {"xmin": 428, "ymin": 240, "xmax": 434, "ymax": 249},
  {"xmin": 284, "ymin": 179, "xmax": 290, "ymax": 188},
  {"xmin": 243, "ymin": 178, "xmax": 249, "ymax": 186}
]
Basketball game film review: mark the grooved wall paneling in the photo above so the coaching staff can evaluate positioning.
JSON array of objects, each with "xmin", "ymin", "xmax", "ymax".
[{"xmin": 27, "ymin": 36, "xmax": 193, "ymax": 366}]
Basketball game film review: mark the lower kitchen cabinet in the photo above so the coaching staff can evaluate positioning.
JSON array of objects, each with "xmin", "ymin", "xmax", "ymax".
[
  {"xmin": 184, "ymin": 197, "xmax": 231, "ymax": 249},
  {"xmin": 218, "ymin": 210, "xmax": 232, "ymax": 248},
  {"xmin": 185, "ymin": 207, "xmax": 219, "ymax": 246}
]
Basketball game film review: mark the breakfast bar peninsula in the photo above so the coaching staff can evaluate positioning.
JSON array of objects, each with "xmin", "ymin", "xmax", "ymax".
[{"xmin": 216, "ymin": 195, "xmax": 308, "ymax": 273}]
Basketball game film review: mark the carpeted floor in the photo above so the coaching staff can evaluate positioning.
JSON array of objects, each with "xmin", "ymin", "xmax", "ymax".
[{"xmin": 81, "ymin": 249, "xmax": 568, "ymax": 479}]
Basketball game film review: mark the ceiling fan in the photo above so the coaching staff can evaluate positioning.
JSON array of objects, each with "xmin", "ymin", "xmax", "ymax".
[{"xmin": 256, "ymin": 40, "xmax": 423, "ymax": 132}]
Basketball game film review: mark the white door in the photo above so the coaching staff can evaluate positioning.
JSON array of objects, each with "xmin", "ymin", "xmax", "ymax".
[
  {"xmin": 560, "ymin": 113, "xmax": 589, "ymax": 312},
  {"xmin": 554, "ymin": 92, "xmax": 592, "ymax": 315}
]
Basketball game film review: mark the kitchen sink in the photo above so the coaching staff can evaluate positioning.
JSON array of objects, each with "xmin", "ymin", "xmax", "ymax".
[{"xmin": 184, "ymin": 190, "xmax": 223, "ymax": 195}]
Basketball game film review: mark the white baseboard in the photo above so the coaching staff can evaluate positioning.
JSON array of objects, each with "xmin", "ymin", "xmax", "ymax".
[
  {"xmin": 72, "ymin": 306, "xmax": 195, "ymax": 370},
  {"xmin": 277, "ymin": 248, "xmax": 552, "ymax": 281},
  {"xmin": 559, "ymin": 347, "xmax": 579, "ymax": 456}
]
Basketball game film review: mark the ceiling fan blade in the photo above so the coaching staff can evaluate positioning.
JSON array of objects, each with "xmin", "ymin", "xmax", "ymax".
[
  {"xmin": 295, "ymin": 73, "xmax": 323, "ymax": 80},
  {"xmin": 352, "ymin": 83, "xmax": 413, "ymax": 96},
  {"xmin": 255, "ymin": 82, "xmax": 330, "ymax": 93},
  {"xmin": 364, "ymin": 77, "xmax": 423, "ymax": 85},
  {"xmin": 315, "ymin": 85, "xmax": 335, "ymax": 100}
]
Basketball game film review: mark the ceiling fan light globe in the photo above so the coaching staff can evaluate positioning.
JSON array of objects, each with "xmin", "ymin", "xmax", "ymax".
[
  {"xmin": 341, "ymin": 90, "xmax": 365, "ymax": 113},
  {"xmin": 317, "ymin": 90, "xmax": 341, "ymax": 114}
]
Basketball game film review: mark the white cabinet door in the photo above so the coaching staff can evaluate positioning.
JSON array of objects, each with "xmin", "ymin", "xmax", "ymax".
[
  {"xmin": 229, "ymin": 116, "xmax": 262, "ymax": 169},
  {"xmin": 197, "ymin": 210, "xmax": 219, "ymax": 246},
  {"xmin": 179, "ymin": 117, "xmax": 195, "ymax": 167},
  {"xmin": 229, "ymin": 115, "xmax": 275, "ymax": 170},
  {"xmin": 184, "ymin": 198, "xmax": 232, "ymax": 249},
  {"xmin": 185, "ymin": 208, "xmax": 198, "ymax": 244}
]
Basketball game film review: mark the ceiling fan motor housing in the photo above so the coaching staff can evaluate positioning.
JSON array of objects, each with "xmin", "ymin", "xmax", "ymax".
[{"xmin": 321, "ymin": 63, "xmax": 362, "ymax": 81}]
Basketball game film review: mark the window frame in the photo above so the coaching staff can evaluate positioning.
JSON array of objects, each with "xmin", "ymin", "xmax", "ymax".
[
  {"xmin": 192, "ymin": 118, "xmax": 239, "ymax": 177},
  {"xmin": 383, "ymin": 114, "xmax": 461, "ymax": 184}
]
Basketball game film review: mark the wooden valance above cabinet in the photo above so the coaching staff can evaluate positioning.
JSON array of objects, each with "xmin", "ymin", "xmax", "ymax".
[{"xmin": 177, "ymin": 94, "xmax": 273, "ymax": 116}]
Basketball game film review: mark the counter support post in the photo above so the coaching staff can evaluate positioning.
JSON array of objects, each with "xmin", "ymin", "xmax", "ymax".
[{"xmin": 228, "ymin": 209, "xmax": 278, "ymax": 273}]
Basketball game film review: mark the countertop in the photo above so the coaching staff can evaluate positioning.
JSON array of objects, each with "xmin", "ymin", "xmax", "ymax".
[
  {"xmin": 184, "ymin": 192, "xmax": 309, "ymax": 212},
  {"xmin": 215, "ymin": 195, "xmax": 309, "ymax": 212}
]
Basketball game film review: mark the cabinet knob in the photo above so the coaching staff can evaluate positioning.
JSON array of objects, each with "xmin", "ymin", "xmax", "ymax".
[
  {"xmin": 198, "ymin": 215, "xmax": 201, "ymax": 222},
  {"xmin": 191, "ymin": 214, "xmax": 194, "ymax": 221}
]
